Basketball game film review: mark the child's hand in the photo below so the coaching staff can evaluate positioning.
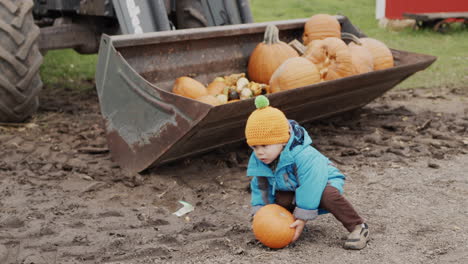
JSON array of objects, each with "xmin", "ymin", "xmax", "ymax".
[{"xmin": 290, "ymin": 219, "xmax": 306, "ymax": 242}]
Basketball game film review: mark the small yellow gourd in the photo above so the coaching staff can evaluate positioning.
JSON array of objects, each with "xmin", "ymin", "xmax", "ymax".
[
  {"xmin": 172, "ymin": 76, "xmax": 208, "ymax": 99},
  {"xmin": 207, "ymin": 77, "xmax": 228, "ymax": 95},
  {"xmin": 196, "ymin": 95, "xmax": 221, "ymax": 106}
]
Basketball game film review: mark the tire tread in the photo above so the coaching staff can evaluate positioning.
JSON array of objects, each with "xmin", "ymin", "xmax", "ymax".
[{"xmin": 0, "ymin": 0, "xmax": 43, "ymax": 122}]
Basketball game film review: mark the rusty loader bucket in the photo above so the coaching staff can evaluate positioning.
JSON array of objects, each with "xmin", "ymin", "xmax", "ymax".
[{"xmin": 95, "ymin": 16, "xmax": 436, "ymax": 173}]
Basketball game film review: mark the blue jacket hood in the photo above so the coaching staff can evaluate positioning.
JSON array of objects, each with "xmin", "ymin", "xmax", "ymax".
[{"xmin": 282, "ymin": 120, "xmax": 313, "ymax": 162}]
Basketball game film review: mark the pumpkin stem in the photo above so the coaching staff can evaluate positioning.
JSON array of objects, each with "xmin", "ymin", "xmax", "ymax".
[
  {"xmin": 341, "ymin": 32, "xmax": 362, "ymax": 45},
  {"xmin": 264, "ymin": 24, "xmax": 280, "ymax": 45},
  {"xmin": 288, "ymin": 39, "xmax": 306, "ymax": 55}
]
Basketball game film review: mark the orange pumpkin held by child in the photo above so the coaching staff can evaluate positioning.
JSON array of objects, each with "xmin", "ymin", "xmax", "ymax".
[{"xmin": 252, "ymin": 204, "xmax": 295, "ymax": 249}]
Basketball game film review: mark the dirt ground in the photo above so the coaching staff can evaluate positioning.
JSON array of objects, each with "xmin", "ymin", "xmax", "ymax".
[{"xmin": 0, "ymin": 84, "xmax": 467, "ymax": 264}]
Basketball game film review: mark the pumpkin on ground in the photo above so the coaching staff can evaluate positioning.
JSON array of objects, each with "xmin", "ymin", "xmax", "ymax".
[
  {"xmin": 252, "ymin": 204, "xmax": 295, "ymax": 249},
  {"xmin": 247, "ymin": 24, "xmax": 299, "ymax": 84},
  {"xmin": 359, "ymin": 37, "xmax": 394, "ymax": 70},
  {"xmin": 303, "ymin": 14, "xmax": 341, "ymax": 45},
  {"xmin": 172, "ymin": 76, "xmax": 208, "ymax": 99},
  {"xmin": 302, "ymin": 37, "xmax": 354, "ymax": 81},
  {"xmin": 269, "ymin": 57, "xmax": 321, "ymax": 93}
]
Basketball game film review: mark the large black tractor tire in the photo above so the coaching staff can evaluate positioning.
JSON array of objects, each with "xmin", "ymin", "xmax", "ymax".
[
  {"xmin": 175, "ymin": 0, "xmax": 252, "ymax": 29},
  {"xmin": 0, "ymin": 0, "xmax": 43, "ymax": 122},
  {"xmin": 176, "ymin": 0, "xmax": 209, "ymax": 29}
]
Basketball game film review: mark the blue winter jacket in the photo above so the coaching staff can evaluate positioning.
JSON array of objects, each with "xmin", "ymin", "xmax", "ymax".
[{"xmin": 247, "ymin": 120, "xmax": 346, "ymax": 221}]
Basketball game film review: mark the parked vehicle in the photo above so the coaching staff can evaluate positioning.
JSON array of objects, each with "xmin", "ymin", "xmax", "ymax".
[{"xmin": 0, "ymin": 0, "xmax": 252, "ymax": 122}]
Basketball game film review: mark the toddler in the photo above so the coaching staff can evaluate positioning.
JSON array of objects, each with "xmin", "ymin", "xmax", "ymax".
[{"xmin": 245, "ymin": 95, "xmax": 369, "ymax": 250}]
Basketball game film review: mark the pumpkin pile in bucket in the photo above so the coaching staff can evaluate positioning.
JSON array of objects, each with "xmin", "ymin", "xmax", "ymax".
[{"xmin": 172, "ymin": 13, "xmax": 394, "ymax": 105}]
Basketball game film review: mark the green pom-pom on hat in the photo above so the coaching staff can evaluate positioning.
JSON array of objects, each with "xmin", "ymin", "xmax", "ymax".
[{"xmin": 255, "ymin": 95, "xmax": 269, "ymax": 109}]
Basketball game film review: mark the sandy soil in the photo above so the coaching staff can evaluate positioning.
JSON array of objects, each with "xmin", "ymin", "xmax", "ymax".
[{"xmin": 0, "ymin": 85, "xmax": 467, "ymax": 264}]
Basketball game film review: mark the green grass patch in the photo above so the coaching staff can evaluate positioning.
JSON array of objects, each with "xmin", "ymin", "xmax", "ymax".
[
  {"xmin": 40, "ymin": 49, "xmax": 97, "ymax": 91},
  {"xmin": 40, "ymin": 0, "xmax": 468, "ymax": 90},
  {"xmin": 251, "ymin": 0, "xmax": 468, "ymax": 89}
]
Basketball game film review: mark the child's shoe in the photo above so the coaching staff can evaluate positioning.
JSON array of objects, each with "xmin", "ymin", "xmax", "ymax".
[{"xmin": 344, "ymin": 223, "xmax": 370, "ymax": 250}]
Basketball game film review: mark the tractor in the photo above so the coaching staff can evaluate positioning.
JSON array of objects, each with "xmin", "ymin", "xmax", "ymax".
[{"xmin": 0, "ymin": 0, "xmax": 253, "ymax": 122}]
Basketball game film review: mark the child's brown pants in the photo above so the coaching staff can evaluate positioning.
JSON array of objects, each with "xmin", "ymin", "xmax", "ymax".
[{"xmin": 275, "ymin": 185, "xmax": 364, "ymax": 232}]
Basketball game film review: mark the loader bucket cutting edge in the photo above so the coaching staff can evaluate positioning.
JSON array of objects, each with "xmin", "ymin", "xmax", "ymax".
[{"xmin": 95, "ymin": 17, "xmax": 437, "ymax": 173}]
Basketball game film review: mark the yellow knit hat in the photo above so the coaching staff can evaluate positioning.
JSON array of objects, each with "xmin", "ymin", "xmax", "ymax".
[{"xmin": 245, "ymin": 95, "xmax": 290, "ymax": 146}]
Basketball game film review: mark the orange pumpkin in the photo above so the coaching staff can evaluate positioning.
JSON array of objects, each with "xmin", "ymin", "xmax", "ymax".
[
  {"xmin": 303, "ymin": 14, "xmax": 341, "ymax": 45},
  {"xmin": 248, "ymin": 24, "xmax": 299, "ymax": 84},
  {"xmin": 196, "ymin": 95, "xmax": 220, "ymax": 106},
  {"xmin": 172, "ymin": 76, "xmax": 208, "ymax": 99},
  {"xmin": 269, "ymin": 57, "xmax": 321, "ymax": 93},
  {"xmin": 348, "ymin": 42, "xmax": 374, "ymax": 75},
  {"xmin": 303, "ymin": 37, "xmax": 354, "ymax": 81},
  {"xmin": 252, "ymin": 204, "xmax": 295, "ymax": 249},
  {"xmin": 359, "ymin": 38, "xmax": 394, "ymax": 70}
]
